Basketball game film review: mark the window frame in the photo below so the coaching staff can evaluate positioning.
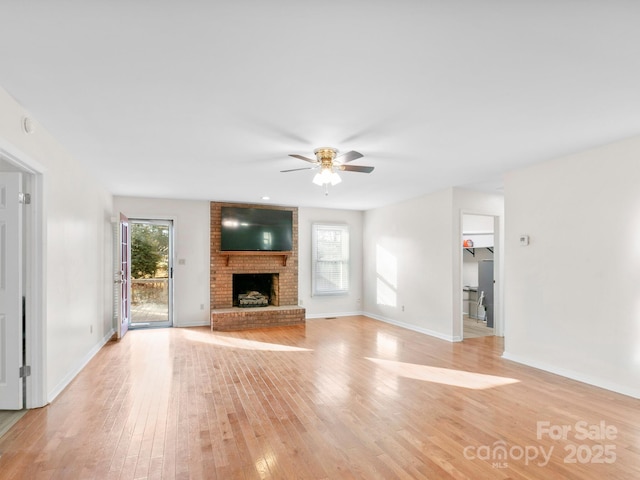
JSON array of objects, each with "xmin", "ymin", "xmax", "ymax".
[{"xmin": 311, "ymin": 223, "xmax": 350, "ymax": 296}]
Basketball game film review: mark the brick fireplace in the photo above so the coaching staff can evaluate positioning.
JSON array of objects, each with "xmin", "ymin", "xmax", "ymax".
[{"xmin": 210, "ymin": 202, "xmax": 305, "ymax": 330}]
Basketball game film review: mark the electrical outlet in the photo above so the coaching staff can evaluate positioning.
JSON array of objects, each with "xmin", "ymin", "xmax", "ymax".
[
  {"xmin": 200, "ymin": 304, "xmax": 205, "ymax": 310},
  {"xmin": 90, "ymin": 325, "xmax": 93, "ymax": 333}
]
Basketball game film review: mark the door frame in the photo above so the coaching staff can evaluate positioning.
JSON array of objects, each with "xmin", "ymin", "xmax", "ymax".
[
  {"xmin": 127, "ymin": 216, "xmax": 176, "ymax": 328},
  {"xmin": 0, "ymin": 141, "xmax": 47, "ymax": 408},
  {"xmin": 457, "ymin": 210, "xmax": 503, "ymax": 341}
]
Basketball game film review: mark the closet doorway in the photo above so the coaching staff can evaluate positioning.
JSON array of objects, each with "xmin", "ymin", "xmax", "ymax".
[{"xmin": 129, "ymin": 219, "xmax": 174, "ymax": 329}]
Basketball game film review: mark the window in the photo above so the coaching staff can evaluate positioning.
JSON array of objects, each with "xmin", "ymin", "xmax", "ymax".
[{"xmin": 312, "ymin": 224, "xmax": 350, "ymax": 295}]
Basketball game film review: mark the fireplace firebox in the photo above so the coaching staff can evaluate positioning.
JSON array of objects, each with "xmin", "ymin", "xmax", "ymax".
[{"xmin": 232, "ymin": 273, "xmax": 279, "ymax": 307}]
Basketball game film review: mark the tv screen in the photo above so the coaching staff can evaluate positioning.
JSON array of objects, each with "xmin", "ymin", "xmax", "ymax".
[{"xmin": 220, "ymin": 207, "xmax": 293, "ymax": 251}]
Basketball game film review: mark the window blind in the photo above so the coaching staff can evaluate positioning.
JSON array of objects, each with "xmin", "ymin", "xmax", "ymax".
[{"xmin": 312, "ymin": 224, "xmax": 349, "ymax": 295}]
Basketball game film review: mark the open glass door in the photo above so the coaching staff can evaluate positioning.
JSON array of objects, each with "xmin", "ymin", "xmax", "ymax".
[
  {"xmin": 116, "ymin": 213, "xmax": 130, "ymax": 339},
  {"xmin": 129, "ymin": 219, "xmax": 173, "ymax": 329}
]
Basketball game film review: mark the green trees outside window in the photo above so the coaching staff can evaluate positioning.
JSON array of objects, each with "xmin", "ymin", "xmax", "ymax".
[{"xmin": 131, "ymin": 223, "xmax": 169, "ymax": 279}]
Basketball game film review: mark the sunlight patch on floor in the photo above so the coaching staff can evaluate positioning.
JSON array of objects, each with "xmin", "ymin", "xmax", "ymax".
[
  {"xmin": 365, "ymin": 357, "xmax": 520, "ymax": 390},
  {"xmin": 182, "ymin": 329, "xmax": 312, "ymax": 352}
]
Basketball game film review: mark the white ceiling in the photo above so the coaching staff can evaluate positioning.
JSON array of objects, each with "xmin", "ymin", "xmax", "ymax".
[{"xmin": 2, "ymin": 1, "xmax": 640, "ymax": 210}]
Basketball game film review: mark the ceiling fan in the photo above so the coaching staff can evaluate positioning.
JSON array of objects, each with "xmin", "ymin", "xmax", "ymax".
[{"xmin": 281, "ymin": 147, "xmax": 374, "ymax": 192}]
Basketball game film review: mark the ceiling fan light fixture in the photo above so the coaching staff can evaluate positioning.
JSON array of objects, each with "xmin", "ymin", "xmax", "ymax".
[
  {"xmin": 284, "ymin": 147, "xmax": 371, "ymax": 193},
  {"xmin": 313, "ymin": 167, "xmax": 341, "ymax": 186},
  {"xmin": 312, "ymin": 172, "xmax": 324, "ymax": 186}
]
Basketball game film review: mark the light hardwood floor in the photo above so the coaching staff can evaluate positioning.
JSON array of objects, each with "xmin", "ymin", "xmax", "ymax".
[
  {"xmin": 463, "ymin": 314, "xmax": 494, "ymax": 339},
  {"xmin": 0, "ymin": 410, "xmax": 26, "ymax": 439},
  {"xmin": 0, "ymin": 316, "xmax": 638, "ymax": 479}
]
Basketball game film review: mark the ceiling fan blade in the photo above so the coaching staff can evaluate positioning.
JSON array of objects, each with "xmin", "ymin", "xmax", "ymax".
[
  {"xmin": 289, "ymin": 154, "xmax": 317, "ymax": 163},
  {"xmin": 281, "ymin": 167, "xmax": 315, "ymax": 173},
  {"xmin": 339, "ymin": 165, "xmax": 374, "ymax": 173},
  {"xmin": 335, "ymin": 150, "xmax": 363, "ymax": 164}
]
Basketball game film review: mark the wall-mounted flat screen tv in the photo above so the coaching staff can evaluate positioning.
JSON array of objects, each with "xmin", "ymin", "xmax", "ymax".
[{"xmin": 220, "ymin": 207, "xmax": 293, "ymax": 251}]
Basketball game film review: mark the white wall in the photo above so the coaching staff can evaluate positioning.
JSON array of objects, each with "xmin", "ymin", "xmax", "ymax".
[
  {"xmin": 0, "ymin": 86, "xmax": 114, "ymax": 404},
  {"xmin": 113, "ymin": 196, "xmax": 211, "ymax": 327},
  {"xmin": 361, "ymin": 187, "xmax": 504, "ymax": 341},
  {"xmin": 298, "ymin": 207, "xmax": 364, "ymax": 317},
  {"xmin": 503, "ymin": 135, "xmax": 640, "ymax": 399},
  {"xmin": 111, "ymin": 201, "xmax": 362, "ymax": 323},
  {"xmin": 463, "ymin": 213, "xmax": 495, "ymax": 234},
  {"xmin": 363, "ymin": 188, "xmax": 455, "ymax": 340}
]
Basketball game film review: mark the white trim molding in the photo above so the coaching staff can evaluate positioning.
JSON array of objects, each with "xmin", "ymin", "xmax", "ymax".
[
  {"xmin": 364, "ymin": 312, "xmax": 456, "ymax": 342},
  {"xmin": 502, "ymin": 351, "xmax": 640, "ymax": 400}
]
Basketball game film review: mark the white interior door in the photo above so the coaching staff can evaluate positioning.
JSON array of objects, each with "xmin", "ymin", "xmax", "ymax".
[
  {"xmin": 0, "ymin": 172, "xmax": 24, "ymax": 409},
  {"xmin": 117, "ymin": 213, "xmax": 130, "ymax": 339}
]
